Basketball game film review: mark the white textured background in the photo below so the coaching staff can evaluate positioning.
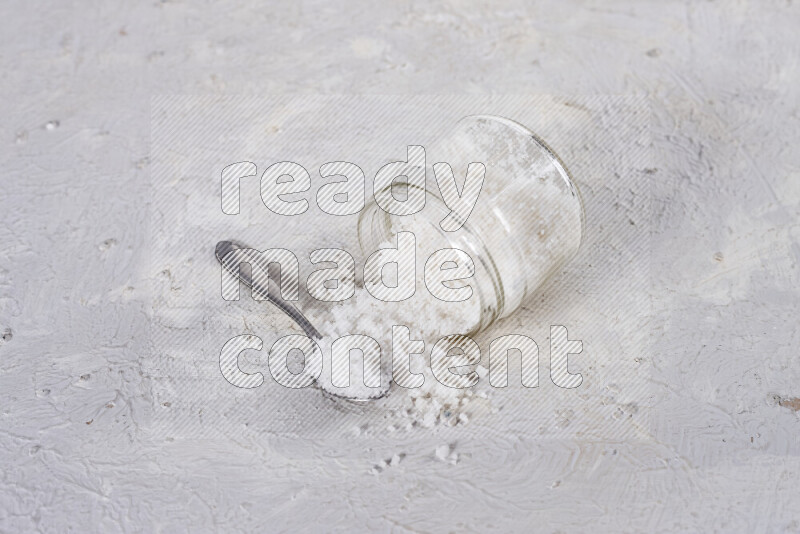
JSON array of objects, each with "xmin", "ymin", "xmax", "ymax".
[{"xmin": 1, "ymin": 1, "xmax": 799, "ymax": 532}]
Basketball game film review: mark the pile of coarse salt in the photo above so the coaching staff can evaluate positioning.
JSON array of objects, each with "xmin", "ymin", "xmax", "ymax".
[{"xmin": 315, "ymin": 219, "xmax": 491, "ymax": 428}]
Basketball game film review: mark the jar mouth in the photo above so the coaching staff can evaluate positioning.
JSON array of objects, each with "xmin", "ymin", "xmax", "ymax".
[
  {"xmin": 462, "ymin": 114, "xmax": 586, "ymax": 249},
  {"xmin": 421, "ymin": 192, "xmax": 506, "ymax": 333}
]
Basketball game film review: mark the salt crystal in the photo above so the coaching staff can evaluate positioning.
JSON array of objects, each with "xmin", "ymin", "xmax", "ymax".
[{"xmin": 422, "ymin": 411, "xmax": 437, "ymax": 428}]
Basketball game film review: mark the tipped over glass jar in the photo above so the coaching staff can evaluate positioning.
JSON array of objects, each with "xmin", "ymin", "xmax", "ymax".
[{"xmin": 357, "ymin": 115, "xmax": 585, "ymax": 334}]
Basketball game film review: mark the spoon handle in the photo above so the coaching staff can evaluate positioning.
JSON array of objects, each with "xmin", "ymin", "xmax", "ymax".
[{"xmin": 215, "ymin": 240, "xmax": 322, "ymax": 340}]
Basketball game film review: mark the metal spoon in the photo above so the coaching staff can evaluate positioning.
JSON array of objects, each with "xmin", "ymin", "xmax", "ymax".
[{"xmin": 215, "ymin": 240, "xmax": 391, "ymax": 403}]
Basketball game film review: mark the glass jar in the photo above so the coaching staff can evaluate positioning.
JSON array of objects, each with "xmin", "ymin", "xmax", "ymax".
[{"xmin": 357, "ymin": 115, "xmax": 585, "ymax": 335}]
